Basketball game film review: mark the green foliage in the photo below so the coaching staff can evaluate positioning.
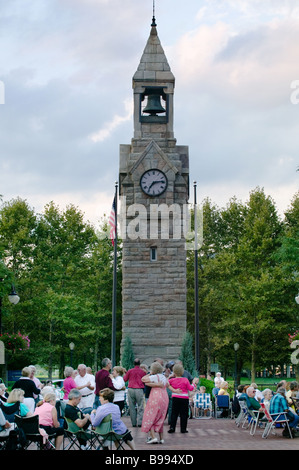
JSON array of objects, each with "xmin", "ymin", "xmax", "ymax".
[
  {"xmin": 187, "ymin": 187, "xmax": 299, "ymax": 380},
  {"xmin": 121, "ymin": 336, "xmax": 134, "ymax": 371},
  {"xmin": 179, "ymin": 331, "xmax": 196, "ymax": 375},
  {"xmin": 198, "ymin": 377, "xmax": 214, "ymax": 395},
  {"xmin": 0, "ymin": 198, "xmax": 122, "ymax": 376}
]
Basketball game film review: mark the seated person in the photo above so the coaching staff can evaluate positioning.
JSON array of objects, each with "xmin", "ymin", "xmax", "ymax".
[
  {"xmin": 34, "ymin": 392, "xmax": 64, "ymax": 450},
  {"xmin": 2, "ymin": 388, "xmax": 32, "ymax": 419},
  {"xmin": 64, "ymin": 389, "xmax": 92, "ymax": 449},
  {"xmin": 286, "ymin": 381, "xmax": 299, "ymax": 413},
  {"xmin": 193, "ymin": 386, "xmax": 211, "ymax": 417},
  {"xmin": 214, "ymin": 372, "xmax": 224, "ymax": 385},
  {"xmin": 91, "ymin": 388, "xmax": 135, "ymax": 450},
  {"xmin": 238, "ymin": 386, "xmax": 252, "ymax": 406},
  {"xmin": 246, "ymin": 386, "xmax": 263, "ymax": 411},
  {"xmin": 0, "ymin": 383, "xmax": 8, "ymax": 403},
  {"xmin": 212, "ymin": 380, "xmax": 221, "ymax": 398},
  {"xmin": 12, "ymin": 367, "xmax": 41, "ymax": 413},
  {"xmin": 261, "ymin": 388, "xmax": 273, "ymax": 411},
  {"xmin": 250, "ymin": 383, "xmax": 263, "ymax": 402},
  {"xmin": 0, "ymin": 408, "xmax": 11, "ymax": 436},
  {"xmin": 218, "ymin": 381, "xmax": 229, "ymax": 396},
  {"xmin": 236, "ymin": 385, "xmax": 244, "ymax": 398},
  {"xmin": 270, "ymin": 387, "xmax": 299, "ymax": 438}
]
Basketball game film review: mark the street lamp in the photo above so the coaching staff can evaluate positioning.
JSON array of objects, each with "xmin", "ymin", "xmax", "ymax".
[
  {"xmin": 69, "ymin": 342, "xmax": 75, "ymax": 368},
  {"xmin": 0, "ymin": 284, "xmax": 20, "ymax": 383},
  {"xmin": 295, "ymin": 293, "xmax": 299, "ymax": 305},
  {"xmin": 234, "ymin": 343, "xmax": 239, "ymax": 389},
  {"xmin": 8, "ymin": 286, "xmax": 20, "ymax": 305},
  {"xmin": 0, "ymin": 285, "xmax": 20, "ymax": 335}
]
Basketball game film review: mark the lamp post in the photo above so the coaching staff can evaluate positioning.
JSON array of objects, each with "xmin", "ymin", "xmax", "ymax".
[
  {"xmin": 234, "ymin": 343, "xmax": 239, "ymax": 389},
  {"xmin": 0, "ymin": 285, "xmax": 20, "ymax": 335},
  {"xmin": 194, "ymin": 181, "xmax": 200, "ymax": 375},
  {"xmin": 0, "ymin": 284, "xmax": 20, "ymax": 382},
  {"xmin": 69, "ymin": 342, "xmax": 75, "ymax": 368}
]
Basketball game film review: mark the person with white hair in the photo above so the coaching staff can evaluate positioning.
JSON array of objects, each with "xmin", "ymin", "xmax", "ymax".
[
  {"xmin": 62, "ymin": 366, "xmax": 78, "ymax": 401},
  {"xmin": 214, "ymin": 372, "xmax": 224, "ymax": 385},
  {"xmin": 75, "ymin": 364, "xmax": 95, "ymax": 413},
  {"xmin": 261, "ymin": 388, "xmax": 272, "ymax": 410},
  {"xmin": 250, "ymin": 383, "xmax": 263, "ymax": 402},
  {"xmin": 246, "ymin": 386, "xmax": 263, "ymax": 412}
]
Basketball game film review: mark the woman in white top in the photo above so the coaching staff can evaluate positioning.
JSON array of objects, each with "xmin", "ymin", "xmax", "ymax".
[
  {"xmin": 111, "ymin": 366, "xmax": 126, "ymax": 413},
  {"xmin": 261, "ymin": 388, "xmax": 272, "ymax": 411}
]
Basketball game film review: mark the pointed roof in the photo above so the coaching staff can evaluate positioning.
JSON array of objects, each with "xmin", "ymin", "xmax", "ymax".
[
  {"xmin": 129, "ymin": 140, "xmax": 179, "ymax": 176},
  {"xmin": 133, "ymin": 20, "xmax": 175, "ymax": 83}
]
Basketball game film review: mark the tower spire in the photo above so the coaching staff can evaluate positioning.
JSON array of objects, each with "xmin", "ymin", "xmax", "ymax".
[{"xmin": 151, "ymin": 0, "xmax": 156, "ymax": 27}]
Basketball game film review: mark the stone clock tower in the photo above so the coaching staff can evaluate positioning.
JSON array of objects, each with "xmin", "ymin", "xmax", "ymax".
[{"xmin": 119, "ymin": 17, "xmax": 189, "ymax": 364}]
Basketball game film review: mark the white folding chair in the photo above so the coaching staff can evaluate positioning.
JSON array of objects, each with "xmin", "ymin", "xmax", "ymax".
[
  {"xmin": 261, "ymin": 404, "xmax": 293, "ymax": 439},
  {"xmin": 235, "ymin": 399, "xmax": 249, "ymax": 427},
  {"xmin": 193, "ymin": 393, "xmax": 212, "ymax": 419}
]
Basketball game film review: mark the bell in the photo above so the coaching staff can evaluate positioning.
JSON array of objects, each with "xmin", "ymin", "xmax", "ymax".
[{"xmin": 143, "ymin": 94, "xmax": 166, "ymax": 115}]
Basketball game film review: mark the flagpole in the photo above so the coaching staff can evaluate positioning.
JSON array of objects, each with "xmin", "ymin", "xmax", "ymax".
[
  {"xmin": 111, "ymin": 181, "xmax": 118, "ymax": 368},
  {"xmin": 194, "ymin": 181, "xmax": 200, "ymax": 375}
]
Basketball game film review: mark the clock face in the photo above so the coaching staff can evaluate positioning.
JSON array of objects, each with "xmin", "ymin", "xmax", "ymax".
[{"xmin": 140, "ymin": 169, "xmax": 168, "ymax": 196}]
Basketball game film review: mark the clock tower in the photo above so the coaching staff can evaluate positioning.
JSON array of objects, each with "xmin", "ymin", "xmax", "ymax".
[{"xmin": 119, "ymin": 16, "xmax": 189, "ymax": 364}]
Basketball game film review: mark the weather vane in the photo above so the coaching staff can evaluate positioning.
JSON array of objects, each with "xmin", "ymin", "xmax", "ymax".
[{"xmin": 152, "ymin": 0, "xmax": 156, "ymax": 27}]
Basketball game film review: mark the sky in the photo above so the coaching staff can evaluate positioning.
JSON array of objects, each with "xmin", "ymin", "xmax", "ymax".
[{"xmin": 0, "ymin": 0, "xmax": 298, "ymax": 227}]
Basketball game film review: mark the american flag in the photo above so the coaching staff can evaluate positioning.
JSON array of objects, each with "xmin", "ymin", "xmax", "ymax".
[{"xmin": 108, "ymin": 196, "xmax": 116, "ymax": 246}]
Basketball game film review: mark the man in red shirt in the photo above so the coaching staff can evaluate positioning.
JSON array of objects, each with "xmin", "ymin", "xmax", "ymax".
[
  {"xmin": 123, "ymin": 358, "xmax": 146, "ymax": 427},
  {"xmin": 94, "ymin": 358, "xmax": 116, "ymax": 408}
]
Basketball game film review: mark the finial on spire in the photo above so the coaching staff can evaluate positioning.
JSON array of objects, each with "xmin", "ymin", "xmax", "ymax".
[{"xmin": 151, "ymin": 0, "xmax": 156, "ymax": 27}]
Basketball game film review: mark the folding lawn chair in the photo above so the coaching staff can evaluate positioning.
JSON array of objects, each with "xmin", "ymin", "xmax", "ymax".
[
  {"xmin": 215, "ymin": 395, "xmax": 232, "ymax": 418},
  {"xmin": 0, "ymin": 401, "xmax": 21, "ymax": 423},
  {"xmin": 93, "ymin": 414, "xmax": 131, "ymax": 450},
  {"xmin": 235, "ymin": 399, "xmax": 249, "ymax": 427},
  {"xmin": 193, "ymin": 393, "xmax": 212, "ymax": 419},
  {"xmin": 15, "ymin": 414, "xmax": 55, "ymax": 450},
  {"xmin": 261, "ymin": 403, "xmax": 293, "ymax": 439},
  {"xmin": 248, "ymin": 408, "xmax": 264, "ymax": 436},
  {"xmin": 63, "ymin": 417, "xmax": 97, "ymax": 450}
]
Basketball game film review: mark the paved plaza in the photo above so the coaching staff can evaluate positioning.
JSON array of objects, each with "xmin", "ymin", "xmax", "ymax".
[{"xmin": 122, "ymin": 415, "xmax": 299, "ymax": 451}]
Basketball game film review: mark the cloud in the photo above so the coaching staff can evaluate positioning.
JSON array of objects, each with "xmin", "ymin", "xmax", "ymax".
[
  {"xmin": 171, "ymin": 17, "xmax": 299, "ymax": 109},
  {"xmin": 89, "ymin": 98, "xmax": 133, "ymax": 143},
  {"xmin": 0, "ymin": 0, "xmax": 298, "ymax": 227}
]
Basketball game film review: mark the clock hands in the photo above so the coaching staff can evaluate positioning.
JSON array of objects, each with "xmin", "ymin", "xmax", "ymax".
[
  {"xmin": 148, "ymin": 180, "xmax": 165, "ymax": 190},
  {"xmin": 141, "ymin": 169, "xmax": 167, "ymax": 196}
]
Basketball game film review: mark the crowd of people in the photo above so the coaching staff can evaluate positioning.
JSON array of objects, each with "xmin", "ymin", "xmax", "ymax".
[
  {"xmin": 0, "ymin": 358, "xmax": 199, "ymax": 449},
  {"xmin": 233, "ymin": 380, "xmax": 299, "ymax": 438},
  {"xmin": 1, "ymin": 360, "xmax": 299, "ymax": 449}
]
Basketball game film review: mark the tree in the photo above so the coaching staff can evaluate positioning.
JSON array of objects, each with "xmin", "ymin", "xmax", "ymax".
[
  {"xmin": 121, "ymin": 335, "xmax": 134, "ymax": 371},
  {"xmin": 0, "ymin": 198, "xmax": 37, "ymax": 342},
  {"xmin": 187, "ymin": 188, "xmax": 295, "ymax": 381},
  {"xmin": 0, "ymin": 197, "xmax": 37, "ymax": 275},
  {"xmin": 275, "ymin": 191, "xmax": 299, "ymax": 379},
  {"xmin": 214, "ymin": 188, "xmax": 286, "ymax": 380},
  {"xmin": 179, "ymin": 331, "xmax": 196, "ymax": 376},
  {"xmin": 30, "ymin": 202, "xmax": 100, "ymax": 376}
]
